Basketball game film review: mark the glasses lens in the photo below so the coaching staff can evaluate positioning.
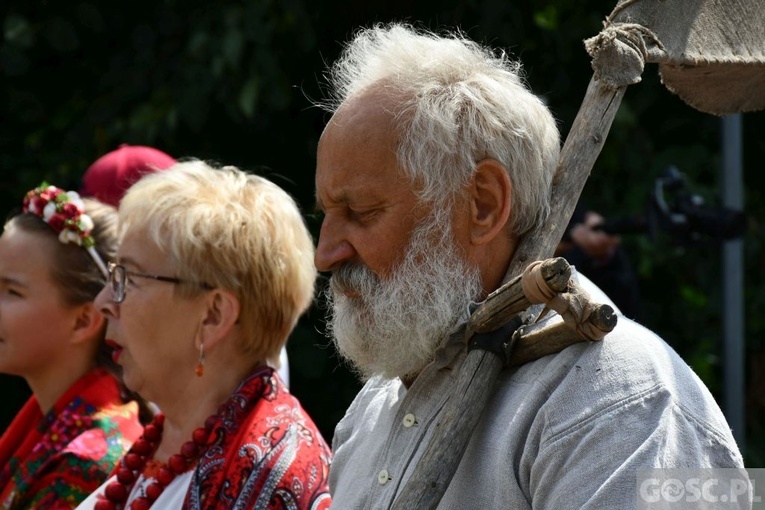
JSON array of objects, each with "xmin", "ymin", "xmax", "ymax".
[{"xmin": 111, "ymin": 265, "xmax": 125, "ymax": 303}]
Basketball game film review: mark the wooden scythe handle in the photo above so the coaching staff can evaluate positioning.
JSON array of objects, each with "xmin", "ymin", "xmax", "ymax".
[{"xmin": 466, "ymin": 256, "xmax": 571, "ymax": 336}]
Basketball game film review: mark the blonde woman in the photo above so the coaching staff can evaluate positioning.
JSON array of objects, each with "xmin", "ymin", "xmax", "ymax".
[{"xmin": 78, "ymin": 161, "xmax": 331, "ymax": 510}]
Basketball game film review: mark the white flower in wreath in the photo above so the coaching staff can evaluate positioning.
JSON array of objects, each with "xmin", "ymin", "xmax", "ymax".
[
  {"xmin": 65, "ymin": 191, "xmax": 85, "ymax": 211},
  {"xmin": 78, "ymin": 214, "xmax": 94, "ymax": 233},
  {"xmin": 59, "ymin": 229, "xmax": 82, "ymax": 246},
  {"xmin": 43, "ymin": 201, "xmax": 57, "ymax": 221}
]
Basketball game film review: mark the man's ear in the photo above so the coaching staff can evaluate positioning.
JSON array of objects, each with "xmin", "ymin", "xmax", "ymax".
[
  {"xmin": 198, "ymin": 289, "xmax": 241, "ymax": 349},
  {"xmin": 468, "ymin": 158, "xmax": 512, "ymax": 245},
  {"xmin": 71, "ymin": 303, "xmax": 106, "ymax": 345}
]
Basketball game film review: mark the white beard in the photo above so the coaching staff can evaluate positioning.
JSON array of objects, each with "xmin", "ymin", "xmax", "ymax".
[{"xmin": 322, "ymin": 213, "xmax": 483, "ymax": 381}]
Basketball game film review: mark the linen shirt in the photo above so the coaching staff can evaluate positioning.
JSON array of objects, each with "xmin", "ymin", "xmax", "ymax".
[{"xmin": 330, "ymin": 299, "xmax": 743, "ymax": 508}]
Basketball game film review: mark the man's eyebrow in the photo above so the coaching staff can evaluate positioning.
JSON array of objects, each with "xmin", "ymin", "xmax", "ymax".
[{"xmin": 314, "ymin": 192, "xmax": 353, "ymax": 213}]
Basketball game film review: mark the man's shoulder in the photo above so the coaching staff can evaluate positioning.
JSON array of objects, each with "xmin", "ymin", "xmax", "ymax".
[
  {"xmin": 504, "ymin": 315, "xmax": 695, "ymax": 393},
  {"xmin": 505, "ymin": 317, "xmax": 706, "ymax": 400},
  {"xmin": 493, "ymin": 316, "xmax": 734, "ymax": 447}
]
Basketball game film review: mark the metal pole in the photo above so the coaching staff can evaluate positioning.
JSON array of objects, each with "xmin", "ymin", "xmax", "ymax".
[{"xmin": 721, "ymin": 113, "xmax": 745, "ymax": 454}]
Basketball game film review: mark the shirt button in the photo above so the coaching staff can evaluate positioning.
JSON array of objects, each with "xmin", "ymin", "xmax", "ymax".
[
  {"xmin": 378, "ymin": 469, "xmax": 390, "ymax": 485},
  {"xmin": 402, "ymin": 413, "xmax": 417, "ymax": 428}
]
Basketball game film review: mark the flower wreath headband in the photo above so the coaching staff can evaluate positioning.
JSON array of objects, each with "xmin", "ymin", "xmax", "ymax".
[{"xmin": 22, "ymin": 183, "xmax": 110, "ymax": 279}]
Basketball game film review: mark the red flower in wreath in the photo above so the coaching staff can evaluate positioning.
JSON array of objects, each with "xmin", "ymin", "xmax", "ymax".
[{"xmin": 22, "ymin": 183, "xmax": 96, "ymax": 248}]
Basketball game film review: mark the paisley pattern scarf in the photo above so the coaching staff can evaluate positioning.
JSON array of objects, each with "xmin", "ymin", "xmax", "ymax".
[{"xmin": 183, "ymin": 366, "xmax": 331, "ymax": 510}]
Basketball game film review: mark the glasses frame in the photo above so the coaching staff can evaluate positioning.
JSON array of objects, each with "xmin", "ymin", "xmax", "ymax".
[{"xmin": 107, "ymin": 262, "xmax": 205, "ymax": 303}]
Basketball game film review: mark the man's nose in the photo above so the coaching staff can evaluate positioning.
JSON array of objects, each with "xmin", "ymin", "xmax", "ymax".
[{"xmin": 315, "ymin": 219, "xmax": 356, "ymax": 272}]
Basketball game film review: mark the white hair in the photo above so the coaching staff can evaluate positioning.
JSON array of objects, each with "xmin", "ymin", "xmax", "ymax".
[{"xmin": 323, "ymin": 23, "xmax": 560, "ymax": 236}]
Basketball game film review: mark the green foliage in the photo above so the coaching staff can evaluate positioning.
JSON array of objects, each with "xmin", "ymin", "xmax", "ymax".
[{"xmin": 2, "ymin": 0, "xmax": 763, "ymax": 460}]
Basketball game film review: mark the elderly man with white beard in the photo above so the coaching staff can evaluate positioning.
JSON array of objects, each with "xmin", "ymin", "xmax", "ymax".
[{"xmin": 314, "ymin": 23, "xmax": 744, "ymax": 509}]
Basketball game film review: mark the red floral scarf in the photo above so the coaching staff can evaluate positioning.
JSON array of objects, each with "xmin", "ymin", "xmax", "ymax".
[
  {"xmin": 183, "ymin": 366, "xmax": 332, "ymax": 509},
  {"xmin": 0, "ymin": 369, "xmax": 142, "ymax": 510}
]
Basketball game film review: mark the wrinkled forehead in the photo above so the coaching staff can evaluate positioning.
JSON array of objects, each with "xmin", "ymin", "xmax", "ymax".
[
  {"xmin": 319, "ymin": 91, "xmax": 413, "ymax": 187},
  {"xmin": 322, "ymin": 88, "xmax": 402, "ymax": 146}
]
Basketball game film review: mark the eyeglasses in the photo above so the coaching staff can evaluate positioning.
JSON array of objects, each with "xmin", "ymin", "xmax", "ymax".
[{"xmin": 107, "ymin": 262, "xmax": 208, "ymax": 303}]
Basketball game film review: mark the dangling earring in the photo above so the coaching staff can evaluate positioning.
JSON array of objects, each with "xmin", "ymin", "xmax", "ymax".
[{"xmin": 195, "ymin": 340, "xmax": 205, "ymax": 377}]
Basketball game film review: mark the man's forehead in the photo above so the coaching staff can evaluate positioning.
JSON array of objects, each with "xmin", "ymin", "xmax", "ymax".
[
  {"xmin": 326, "ymin": 85, "xmax": 401, "ymax": 134},
  {"xmin": 317, "ymin": 107, "xmax": 399, "ymax": 170}
]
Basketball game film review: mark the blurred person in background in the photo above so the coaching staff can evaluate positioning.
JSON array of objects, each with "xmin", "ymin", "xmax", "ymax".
[{"xmin": 555, "ymin": 202, "xmax": 642, "ymax": 319}]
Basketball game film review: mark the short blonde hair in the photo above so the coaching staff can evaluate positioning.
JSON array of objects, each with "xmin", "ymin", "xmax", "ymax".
[{"xmin": 119, "ymin": 160, "xmax": 316, "ymax": 361}]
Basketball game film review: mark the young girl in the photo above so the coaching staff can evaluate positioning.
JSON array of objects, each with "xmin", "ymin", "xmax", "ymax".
[{"xmin": 0, "ymin": 184, "xmax": 143, "ymax": 509}]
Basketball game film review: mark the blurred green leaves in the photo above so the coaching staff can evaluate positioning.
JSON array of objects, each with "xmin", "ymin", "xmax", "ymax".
[
  {"xmin": 4, "ymin": 14, "xmax": 34, "ymax": 48},
  {"xmin": 533, "ymin": 5, "xmax": 559, "ymax": 31}
]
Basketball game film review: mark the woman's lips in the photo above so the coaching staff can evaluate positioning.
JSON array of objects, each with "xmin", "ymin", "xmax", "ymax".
[{"xmin": 105, "ymin": 339, "xmax": 123, "ymax": 364}]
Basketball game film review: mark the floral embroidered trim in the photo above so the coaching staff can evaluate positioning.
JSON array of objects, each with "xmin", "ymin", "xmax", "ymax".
[{"xmin": 22, "ymin": 183, "xmax": 109, "ymax": 278}]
